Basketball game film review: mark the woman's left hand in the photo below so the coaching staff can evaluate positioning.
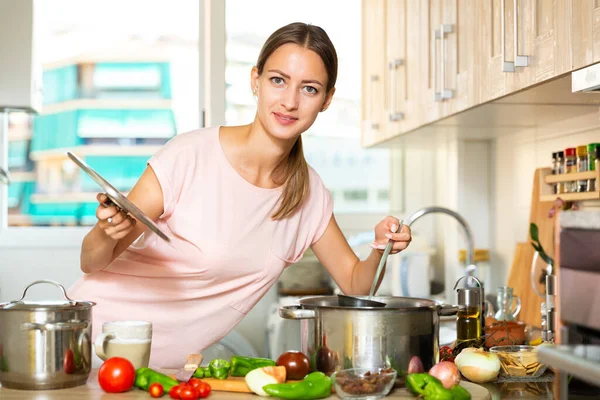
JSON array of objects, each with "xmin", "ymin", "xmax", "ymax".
[{"xmin": 371, "ymin": 216, "xmax": 411, "ymax": 254}]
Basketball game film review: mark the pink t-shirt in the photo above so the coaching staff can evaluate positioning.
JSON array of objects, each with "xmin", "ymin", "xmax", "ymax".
[{"xmin": 68, "ymin": 127, "xmax": 333, "ymax": 368}]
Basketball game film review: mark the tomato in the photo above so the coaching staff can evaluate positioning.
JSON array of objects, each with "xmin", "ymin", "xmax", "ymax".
[
  {"xmin": 276, "ymin": 351, "xmax": 310, "ymax": 380},
  {"xmin": 98, "ymin": 357, "xmax": 135, "ymax": 393},
  {"xmin": 63, "ymin": 349, "xmax": 75, "ymax": 374},
  {"xmin": 169, "ymin": 384, "xmax": 185, "ymax": 399},
  {"xmin": 440, "ymin": 346, "xmax": 455, "ymax": 362},
  {"xmin": 196, "ymin": 382, "xmax": 211, "ymax": 399},
  {"xmin": 179, "ymin": 385, "xmax": 200, "ymax": 400},
  {"xmin": 149, "ymin": 382, "xmax": 164, "ymax": 398}
]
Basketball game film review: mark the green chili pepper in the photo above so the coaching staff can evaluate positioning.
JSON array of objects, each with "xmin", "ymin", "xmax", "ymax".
[
  {"xmin": 230, "ymin": 355, "xmax": 276, "ymax": 377},
  {"xmin": 134, "ymin": 367, "xmax": 179, "ymax": 392},
  {"xmin": 263, "ymin": 371, "xmax": 331, "ymax": 400},
  {"xmin": 423, "ymin": 379, "xmax": 453, "ymax": 400},
  {"xmin": 192, "ymin": 366, "xmax": 205, "ymax": 379},
  {"xmin": 203, "ymin": 366, "xmax": 212, "ymax": 378},
  {"xmin": 405, "ymin": 373, "xmax": 430, "ymax": 395},
  {"xmin": 450, "ymin": 384, "xmax": 472, "ymax": 400},
  {"xmin": 208, "ymin": 358, "xmax": 231, "ymax": 380}
]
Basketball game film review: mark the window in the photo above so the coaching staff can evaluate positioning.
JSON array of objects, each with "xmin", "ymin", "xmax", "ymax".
[
  {"xmin": 225, "ymin": 0, "xmax": 391, "ymax": 218},
  {"xmin": 3, "ymin": 0, "xmax": 200, "ymax": 232}
]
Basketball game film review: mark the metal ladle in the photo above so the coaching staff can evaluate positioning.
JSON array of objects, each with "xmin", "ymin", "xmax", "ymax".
[{"xmin": 338, "ymin": 220, "xmax": 404, "ymax": 308}]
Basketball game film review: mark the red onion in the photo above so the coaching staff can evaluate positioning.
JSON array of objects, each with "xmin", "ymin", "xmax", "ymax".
[
  {"xmin": 407, "ymin": 356, "xmax": 424, "ymax": 374},
  {"xmin": 429, "ymin": 361, "xmax": 461, "ymax": 389}
]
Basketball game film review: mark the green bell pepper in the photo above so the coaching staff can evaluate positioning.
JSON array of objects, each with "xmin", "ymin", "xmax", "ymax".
[
  {"xmin": 406, "ymin": 373, "xmax": 471, "ymax": 400},
  {"xmin": 230, "ymin": 356, "xmax": 276, "ymax": 377},
  {"xmin": 134, "ymin": 367, "xmax": 179, "ymax": 392},
  {"xmin": 208, "ymin": 358, "xmax": 231, "ymax": 380},
  {"xmin": 192, "ymin": 366, "xmax": 205, "ymax": 379},
  {"xmin": 263, "ymin": 371, "xmax": 331, "ymax": 400}
]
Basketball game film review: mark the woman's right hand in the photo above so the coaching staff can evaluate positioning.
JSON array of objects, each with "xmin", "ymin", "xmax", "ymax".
[{"xmin": 95, "ymin": 193, "xmax": 136, "ymax": 240}]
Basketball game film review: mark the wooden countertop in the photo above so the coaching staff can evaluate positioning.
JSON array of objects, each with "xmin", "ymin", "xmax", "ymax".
[{"xmin": 0, "ymin": 369, "xmax": 491, "ymax": 399}]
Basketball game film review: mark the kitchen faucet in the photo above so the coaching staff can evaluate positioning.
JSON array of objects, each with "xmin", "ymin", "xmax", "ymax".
[{"xmin": 404, "ymin": 206, "xmax": 476, "ymax": 276}]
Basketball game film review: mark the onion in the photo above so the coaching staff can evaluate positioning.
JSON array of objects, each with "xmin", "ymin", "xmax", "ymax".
[
  {"xmin": 454, "ymin": 348, "xmax": 500, "ymax": 383},
  {"xmin": 428, "ymin": 361, "xmax": 460, "ymax": 389},
  {"xmin": 408, "ymin": 356, "xmax": 425, "ymax": 374}
]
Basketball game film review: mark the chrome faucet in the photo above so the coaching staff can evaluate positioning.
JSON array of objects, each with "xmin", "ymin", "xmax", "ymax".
[{"xmin": 404, "ymin": 206, "xmax": 476, "ymax": 275}]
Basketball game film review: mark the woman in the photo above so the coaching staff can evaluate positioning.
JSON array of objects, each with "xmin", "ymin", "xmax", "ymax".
[{"xmin": 70, "ymin": 22, "xmax": 412, "ymax": 368}]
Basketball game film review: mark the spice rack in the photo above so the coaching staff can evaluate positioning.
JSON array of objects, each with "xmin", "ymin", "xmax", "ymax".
[{"xmin": 539, "ymin": 168, "xmax": 600, "ymax": 202}]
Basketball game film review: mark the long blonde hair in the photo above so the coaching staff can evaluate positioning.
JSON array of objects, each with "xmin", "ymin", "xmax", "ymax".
[{"xmin": 255, "ymin": 22, "xmax": 338, "ymax": 220}]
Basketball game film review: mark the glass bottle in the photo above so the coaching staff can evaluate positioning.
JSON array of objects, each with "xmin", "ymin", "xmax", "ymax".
[
  {"xmin": 494, "ymin": 286, "xmax": 521, "ymax": 321},
  {"xmin": 577, "ymin": 145, "xmax": 588, "ymax": 192},
  {"xmin": 564, "ymin": 147, "xmax": 577, "ymax": 193},
  {"xmin": 556, "ymin": 150, "xmax": 565, "ymax": 194},
  {"xmin": 551, "ymin": 152, "xmax": 558, "ymax": 194},
  {"xmin": 456, "ymin": 287, "xmax": 481, "ymax": 344},
  {"xmin": 588, "ymin": 143, "xmax": 600, "ymax": 192}
]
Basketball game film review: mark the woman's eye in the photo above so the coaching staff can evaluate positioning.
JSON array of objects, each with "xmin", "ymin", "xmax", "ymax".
[
  {"xmin": 303, "ymin": 86, "xmax": 318, "ymax": 94},
  {"xmin": 270, "ymin": 77, "xmax": 284, "ymax": 85}
]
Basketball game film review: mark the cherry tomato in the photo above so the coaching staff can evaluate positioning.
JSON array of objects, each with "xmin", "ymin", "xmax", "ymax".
[
  {"xmin": 196, "ymin": 381, "xmax": 211, "ymax": 398},
  {"xmin": 440, "ymin": 346, "xmax": 455, "ymax": 362},
  {"xmin": 169, "ymin": 384, "xmax": 184, "ymax": 399},
  {"xmin": 98, "ymin": 357, "xmax": 135, "ymax": 393},
  {"xmin": 276, "ymin": 351, "xmax": 310, "ymax": 380},
  {"xmin": 179, "ymin": 385, "xmax": 200, "ymax": 400},
  {"xmin": 63, "ymin": 349, "xmax": 75, "ymax": 374},
  {"xmin": 149, "ymin": 382, "xmax": 164, "ymax": 398}
]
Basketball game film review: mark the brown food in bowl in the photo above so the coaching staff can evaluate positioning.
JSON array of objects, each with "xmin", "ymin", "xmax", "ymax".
[{"xmin": 335, "ymin": 368, "xmax": 395, "ymax": 395}]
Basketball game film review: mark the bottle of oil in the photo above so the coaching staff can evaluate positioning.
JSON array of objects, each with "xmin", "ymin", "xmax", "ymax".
[{"xmin": 456, "ymin": 286, "xmax": 482, "ymax": 344}]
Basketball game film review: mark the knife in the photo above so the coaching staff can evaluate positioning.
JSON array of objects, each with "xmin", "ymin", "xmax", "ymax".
[{"xmin": 175, "ymin": 353, "xmax": 203, "ymax": 382}]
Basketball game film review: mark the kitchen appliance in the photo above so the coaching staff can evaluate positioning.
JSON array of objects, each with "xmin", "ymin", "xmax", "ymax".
[
  {"xmin": 536, "ymin": 211, "xmax": 600, "ymax": 398},
  {"xmin": 279, "ymin": 296, "xmax": 457, "ymax": 379},
  {"xmin": 0, "ymin": 280, "xmax": 95, "ymax": 390}
]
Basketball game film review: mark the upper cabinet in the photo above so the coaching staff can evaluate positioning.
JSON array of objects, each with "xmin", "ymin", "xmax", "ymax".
[{"xmin": 362, "ymin": 0, "xmax": 595, "ymax": 147}]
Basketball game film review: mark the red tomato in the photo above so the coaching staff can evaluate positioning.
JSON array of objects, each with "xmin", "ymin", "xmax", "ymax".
[
  {"xmin": 440, "ymin": 346, "xmax": 455, "ymax": 362},
  {"xmin": 63, "ymin": 349, "xmax": 75, "ymax": 374},
  {"xmin": 149, "ymin": 382, "xmax": 164, "ymax": 398},
  {"xmin": 98, "ymin": 357, "xmax": 135, "ymax": 393},
  {"xmin": 276, "ymin": 351, "xmax": 310, "ymax": 380},
  {"xmin": 169, "ymin": 384, "xmax": 184, "ymax": 399},
  {"xmin": 196, "ymin": 382, "xmax": 211, "ymax": 398},
  {"xmin": 179, "ymin": 385, "xmax": 200, "ymax": 400}
]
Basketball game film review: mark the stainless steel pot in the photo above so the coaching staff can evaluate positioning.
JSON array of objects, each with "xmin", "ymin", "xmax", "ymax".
[
  {"xmin": 0, "ymin": 280, "xmax": 95, "ymax": 390},
  {"xmin": 279, "ymin": 296, "xmax": 457, "ymax": 378}
]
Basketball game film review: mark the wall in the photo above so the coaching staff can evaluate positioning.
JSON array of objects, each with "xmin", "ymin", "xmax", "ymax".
[{"xmin": 492, "ymin": 109, "xmax": 600, "ymax": 287}]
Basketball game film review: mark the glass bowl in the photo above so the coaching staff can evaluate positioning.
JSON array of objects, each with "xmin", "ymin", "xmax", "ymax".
[
  {"xmin": 489, "ymin": 345, "xmax": 548, "ymax": 379},
  {"xmin": 331, "ymin": 368, "xmax": 397, "ymax": 400}
]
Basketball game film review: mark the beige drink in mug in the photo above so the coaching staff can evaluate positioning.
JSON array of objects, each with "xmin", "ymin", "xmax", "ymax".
[{"xmin": 95, "ymin": 320, "xmax": 152, "ymax": 369}]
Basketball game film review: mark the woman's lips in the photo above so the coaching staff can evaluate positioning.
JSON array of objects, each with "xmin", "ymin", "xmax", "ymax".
[{"xmin": 273, "ymin": 112, "xmax": 298, "ymax": 126}]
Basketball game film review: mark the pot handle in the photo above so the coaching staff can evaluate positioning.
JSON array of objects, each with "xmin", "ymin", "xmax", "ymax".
[
  {"xmin": 10, "ymin": 280, "xmax": 76, "ymax": 306},
  {"xmin": 438, "ymin": 304, "xmax": 459, "ymax": 316},
  {"xmin": 279, "ymin": 305, "xmax": 316, "ymax": 320},
  {"xmin": 21, "ymin": 320, "xmax": 89, "ymax": 331}
]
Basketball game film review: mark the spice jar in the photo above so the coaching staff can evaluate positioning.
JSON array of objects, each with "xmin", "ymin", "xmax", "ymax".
[
  {"xmin": 577, "ymin": 145, "xmax": 588, "ymax": 192},
  {"xmin": 556, "ymin": 150, "xmax": 565, "ymax": 194},
  {"xmin": 588, "ymin": 143, "xmax": 600, "ymax": 192},
  {"xmin": 551, "ymin": 152, "xmax": 558, "ymax": 194},
  {"xmin": 564, "ymin": 147, "xmax": 577, "ymax": 193}
]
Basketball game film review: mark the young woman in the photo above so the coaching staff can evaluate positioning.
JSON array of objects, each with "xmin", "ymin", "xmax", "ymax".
[{"xmin": 70, "ymin": 22, "xmax": 412, "ymax": 368}]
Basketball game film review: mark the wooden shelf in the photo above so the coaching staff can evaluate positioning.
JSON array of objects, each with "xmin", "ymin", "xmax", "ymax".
[
  {"xmin": 545, "ymin": 170, "xmax": 596, "ymax": 183},
  {"xmin": 540, "ymin": 191, "xmax": 600, "ymax": 202},
  {"xmin": 539, "ymin": 167, "xmax": 600, "ymax": 202}
]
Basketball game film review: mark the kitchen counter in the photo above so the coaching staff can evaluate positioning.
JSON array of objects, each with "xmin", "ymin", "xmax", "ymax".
[{"xmin": 0, "ymin": 369, "xmax": 492, "ymax": 399}]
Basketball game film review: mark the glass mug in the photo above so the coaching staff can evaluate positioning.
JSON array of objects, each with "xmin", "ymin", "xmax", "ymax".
[
  {"xmin": 94, "ymin": 320, "xmax": 152, "ymax": 369},
  {"xmin": 494, "ymin": 286, "xmax": 521, "ymax": 321}
]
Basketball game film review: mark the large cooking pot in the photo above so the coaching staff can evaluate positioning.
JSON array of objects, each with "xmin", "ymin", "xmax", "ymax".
[
  {"xmin": 0, "ymin": 280, "xmax": 95, "ymax": 390},
  {"xmin": 279, "ymin": 296, "xmax": 457, "ymax": 378}
]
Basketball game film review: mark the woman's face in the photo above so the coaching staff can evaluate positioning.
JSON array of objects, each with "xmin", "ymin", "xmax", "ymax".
[{"xmin": 252, "ymin": 43, "xmax": 334, "ymax": 142}]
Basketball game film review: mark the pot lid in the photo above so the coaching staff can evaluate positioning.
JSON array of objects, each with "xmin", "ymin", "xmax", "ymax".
[
  {"xmin": 299, "ymin": 295, "xmax": 442, "ymax": 310},
  {"xmin": 0, "ymin": 280, "xmax": 95, "ymax": 311}
]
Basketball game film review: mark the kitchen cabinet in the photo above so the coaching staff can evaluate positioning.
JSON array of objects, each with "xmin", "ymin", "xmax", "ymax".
[
  {"xmin": 361, "ymin": 0, "xmax": 387, "ymax": 146},
  {"xmin": 572, "ymin": 0, "xmax": 600, "ymax": 71},
  {"xmin": 484, "ymin": 0, "xmax": 572, "ymax": 101}
]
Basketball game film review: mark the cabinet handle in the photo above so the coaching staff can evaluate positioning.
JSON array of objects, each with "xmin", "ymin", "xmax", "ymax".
[
  {"xmin": 513, "ymin": 0, "xmax": 529, "ymax": 67},
  {"xmin": 369, "ymin": 74, "xmax": 379, "ymax": 130},
  {"xmin": 388, "ymin": 59, "xmax": 404, "ymax": 121},
  {"xmin": 434, "ymin": 24, "xmax": 453, "ymax": 101},
  {"xmin": 501, "ymin": 0, "xmax": 515, "ymax": 72}
]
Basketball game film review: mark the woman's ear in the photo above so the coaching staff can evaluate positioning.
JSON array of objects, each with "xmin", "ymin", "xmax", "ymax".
[
  {"xmin": 250, "ymin": 66, "xmax": 259, "ymax": 95},
  {"xmin": 320, "ymin": 87, "xmax": 336, "ymax": 112}
]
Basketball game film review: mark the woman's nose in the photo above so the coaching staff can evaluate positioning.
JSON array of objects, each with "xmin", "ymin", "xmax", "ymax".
[{"xmin": 281, "ymin": 88, "xmax": 299, "ymax": 110}]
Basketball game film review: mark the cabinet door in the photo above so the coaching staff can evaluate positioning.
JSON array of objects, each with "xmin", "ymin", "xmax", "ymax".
[
  {"xmin": 361, "ymin": 0, "xmax": 387, "ymax": 147},
  {"xmin": 386, "ymin": 0, "xmax": 424, "ymax": 135},
  {"xmin": 572, "ymin": 0, "xmax": 600, "ymax": 71},
  {"xmin": 423, "ymin": 0, "xmax": 444, "ymax": 123}
]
